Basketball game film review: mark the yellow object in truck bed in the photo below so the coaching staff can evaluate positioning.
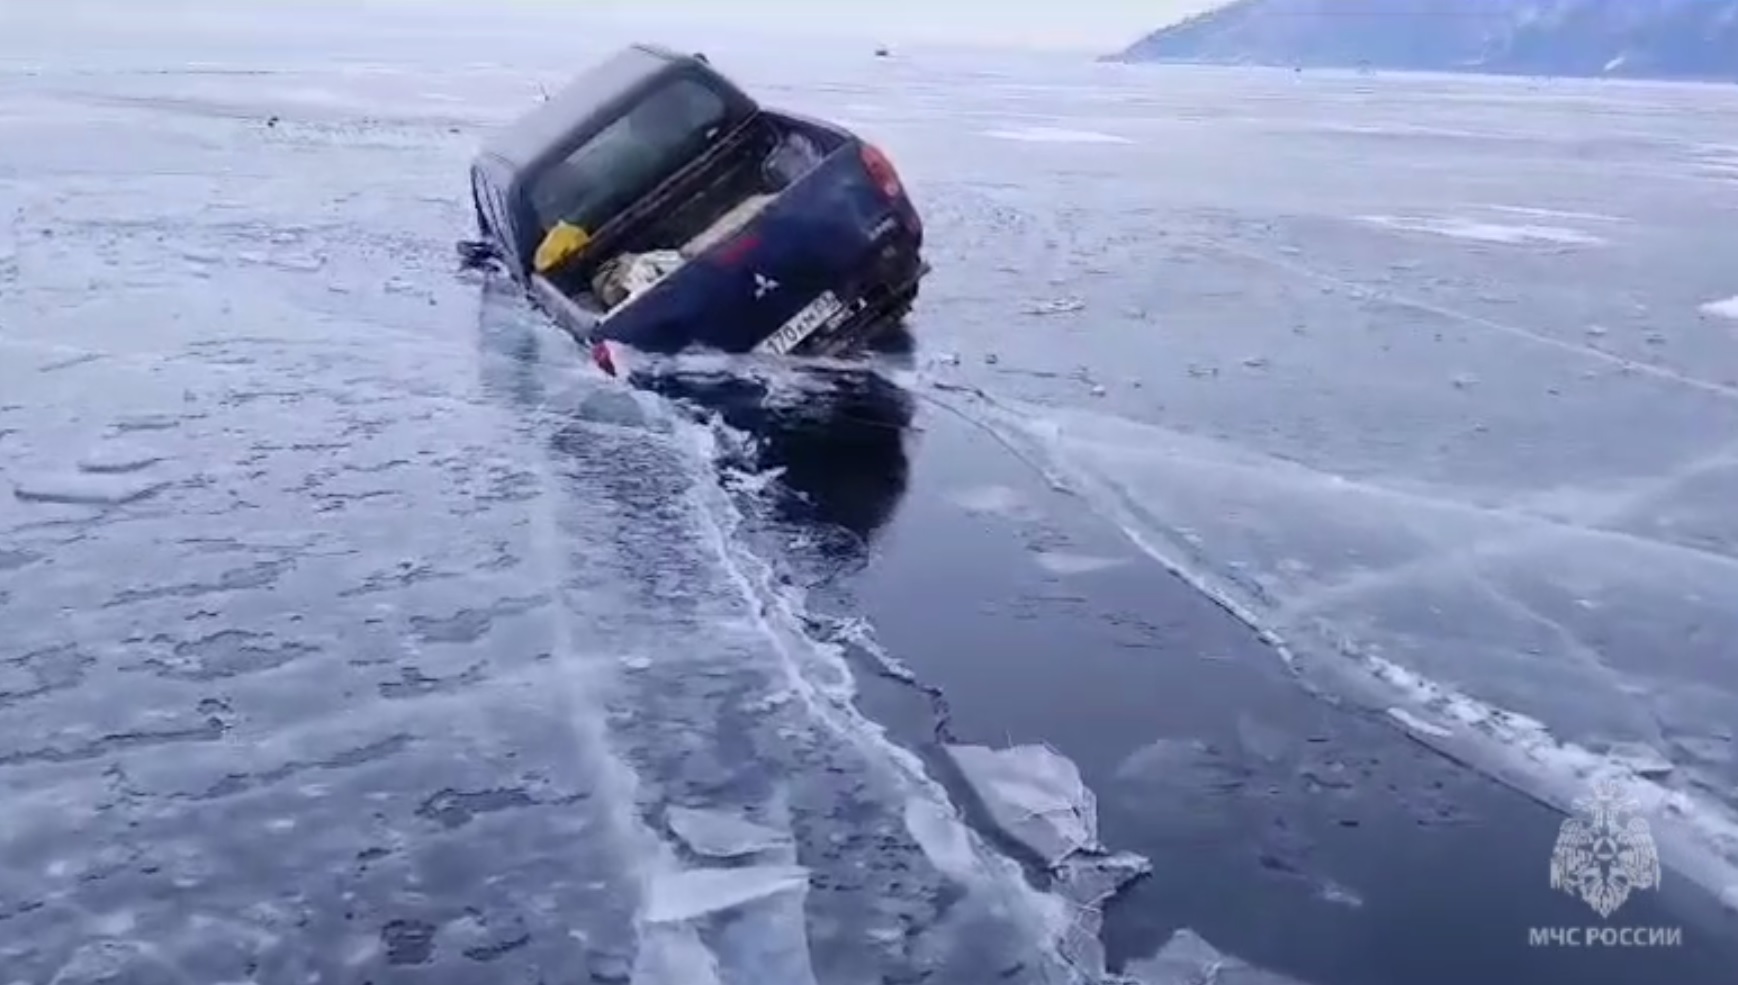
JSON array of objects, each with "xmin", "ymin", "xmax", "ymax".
[{"xmin": 534, "ymin": 221, "xmax": 592, "ymax": 274}]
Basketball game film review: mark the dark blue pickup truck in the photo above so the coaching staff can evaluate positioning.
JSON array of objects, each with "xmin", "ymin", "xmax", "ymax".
[{"xmin": 460, "ymin": 44, "xmax": 928, "ymax": 370}]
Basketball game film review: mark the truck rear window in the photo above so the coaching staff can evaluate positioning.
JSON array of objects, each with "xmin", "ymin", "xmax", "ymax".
[{"xmin": 529, "ymin": 77, "xmax": 730, "ymax": 236}]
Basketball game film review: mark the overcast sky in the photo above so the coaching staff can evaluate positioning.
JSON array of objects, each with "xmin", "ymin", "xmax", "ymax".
[
  {"xmin": 3, "ymin": 0, "xmax": 1231, "ymax": 53},
  {"xmin": 566, "ymin": 0, "xmax": 1229, "ymax": 50}
]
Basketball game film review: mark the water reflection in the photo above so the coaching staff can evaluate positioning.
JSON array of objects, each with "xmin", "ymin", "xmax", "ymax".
[
  {"xmin": 473, "ymin": 277, "xmax": 916, "ymax": 551},
  {"xmin": 630, "ymin": 345, "xmax": 915, "ymax": 549}
]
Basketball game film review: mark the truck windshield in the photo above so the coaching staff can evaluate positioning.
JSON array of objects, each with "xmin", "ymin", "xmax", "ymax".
[{"xmin": 529, "ymin": 76, "xmax": 730, "ymax": 235}]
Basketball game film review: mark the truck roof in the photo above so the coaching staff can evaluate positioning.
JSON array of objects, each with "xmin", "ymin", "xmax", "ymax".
[{"xmin": 478, "ymin": 44, "xmax": 745, "ymax": 174}]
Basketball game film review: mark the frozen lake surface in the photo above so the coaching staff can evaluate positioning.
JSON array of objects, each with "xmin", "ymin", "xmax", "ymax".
[{"xmin": 4, "ymin": 3, "xmax": 1738, "ymax": 983}]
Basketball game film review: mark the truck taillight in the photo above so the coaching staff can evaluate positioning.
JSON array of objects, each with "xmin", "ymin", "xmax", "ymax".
[
  {"xmin": 860, "ymin": 143, "xmax": 904, "ymax": 200},
  {"xmin": 590, "ymin": 339, "xmax": 617, "ymax": 377}
]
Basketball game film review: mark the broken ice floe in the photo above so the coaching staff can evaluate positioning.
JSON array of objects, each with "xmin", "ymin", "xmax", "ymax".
[
  {"xmin": 944, "ymin": 743, "xmax": 1152, "ymax": 979},
  {"xmin": 631, "ymin": 924, "xmax": 724, "ymax": 985},
  {"xmin": 833, "ymin": 615, "xmax": 920, "ymax": 684},
  {"xmin": 642, "ymin": 865, "xmax": 809, "ymax": 926},
  {"xmin": 1602, "ymin": 741, "xmax": 1675, "ymax": 780},
  {"xmin": 949, "ymin": 743, "xmax": 1103, "ymax": 867},
  {"xmin": 1124, "ymin": 928, "xmax": 1308, "ymax": 985},
  {"xmin": 666, "ymin": 806, "xmax": 791, "ymax": 860},
  {"xmin": 1056, "ymin": 851, "xmax": 1156, "ymax": 976}
]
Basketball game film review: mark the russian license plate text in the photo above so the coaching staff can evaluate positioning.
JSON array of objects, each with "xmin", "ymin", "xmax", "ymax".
[{"xmin": 761, "ymin": 291, "xmax": 844, "ymax": 355}]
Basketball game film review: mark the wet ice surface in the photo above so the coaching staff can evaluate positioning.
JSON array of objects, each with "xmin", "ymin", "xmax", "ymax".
[
  {"xmin": 7, "ymin": 3, "xmax": 1738, "ymax": 982},
  {"xmin": 1125, "ymin": 929, "xmax": 1305, "ymax": 985},
  {"xmin": 0, "ymin": 16, "xmax": 1101, "ymax": 983},
  {"xmin": 872, "ymin": 57, "xmax": 1738, "ymax": 903}
]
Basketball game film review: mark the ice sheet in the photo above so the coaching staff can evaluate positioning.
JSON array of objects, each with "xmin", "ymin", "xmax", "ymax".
[
  {"xmin": 0, "ymin": 24, "xmax": 1102, "ymax": 982},
  {"xmin": 958, "ymin": 393, "xmax": 1738, "ymax": 900}
]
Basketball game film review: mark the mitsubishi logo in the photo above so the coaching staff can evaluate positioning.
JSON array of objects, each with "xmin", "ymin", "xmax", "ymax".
[{"xmin": 752, "ymin": 272, "xmax": 779, "ymax": 299}]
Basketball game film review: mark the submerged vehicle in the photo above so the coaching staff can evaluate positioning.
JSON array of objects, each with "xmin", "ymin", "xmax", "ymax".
[{"xmin": 459, "ymin": 44, "xmax": 929, "ymax": 369}]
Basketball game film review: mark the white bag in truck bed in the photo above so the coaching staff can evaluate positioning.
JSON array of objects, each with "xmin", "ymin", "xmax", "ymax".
[
  {"xmin": 682, "ymin": 193, "xmax": 777, "ymax": 257},
  {"xmin": 594, "ymin": 249, "xmax": 685, "ymax": 312}
]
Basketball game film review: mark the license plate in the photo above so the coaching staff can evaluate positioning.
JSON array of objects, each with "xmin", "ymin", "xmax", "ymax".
[{"xmin": 759, "ymin": 290, "xmax": 845, "ymax": 355}]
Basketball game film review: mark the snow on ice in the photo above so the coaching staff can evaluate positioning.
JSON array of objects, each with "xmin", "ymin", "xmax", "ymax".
[
  {"xmin": 1701, "ymin": 296, "xmax": 1738, "ymax": 321},
  {"xmin": 1357, "ymin": 213, "xmax": 1608, "ymax": 247},
  {"xmin": 981, "ymin": 126, "xmax": 1133, "ymax": 145}
]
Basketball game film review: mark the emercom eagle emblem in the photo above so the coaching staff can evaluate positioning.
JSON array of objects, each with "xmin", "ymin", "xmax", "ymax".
[{"xmin": 1549, "ymin": 777, "xmax": 1662, "ymax": 918}]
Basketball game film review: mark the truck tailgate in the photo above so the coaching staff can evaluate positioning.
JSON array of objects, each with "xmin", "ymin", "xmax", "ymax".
[{"xmin": 598, "ymin": 136, "xmax": 911, "ymax": 354}]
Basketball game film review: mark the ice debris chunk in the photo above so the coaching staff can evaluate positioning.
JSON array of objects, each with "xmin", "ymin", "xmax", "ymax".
[
  {"xmin": 666, "ymin": 806, "xmax": 791, "ymax": 859},
  {"xmin": 1602, "ymin": 741, "xmax": 1674, "ymax": 780},
  {"xmin": 1057, "ymin": 851, "xmax": 1155, "ymax": 977},
  {"xmin": 949, "ymin": 742, "xmax": 1103, "ymax": 867},
  {"xmin": 631, "ymin": 924, "xmax": 724, "ymax": 985},
  {"xmin": 643, "ymin": 865, "xmax": 809, "ymax": 926},
  {"xmin": 946, "ymin": 743, "xmax": 1153, "ymax": 980},
  {"xmin": 1124, "ymin": 928, "xmax": 1309, "ymax": 985}
]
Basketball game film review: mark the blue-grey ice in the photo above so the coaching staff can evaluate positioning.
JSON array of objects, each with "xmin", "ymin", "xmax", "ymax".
[
  {"xmin": 949, "ymin": 743, "xmax": 1104, "ymax": 867},
  {"xmin": 642, "ymin": 865, "xmax": 810, "ymax": 925},
  {"xmin": 1033, "ymin": 550, "xmax": 1131, "ymax": 576},
  {"xmin": 958, "ymin": 389, "xmax": 1738, "ymax": 902},
  {"xmin": 1703, "ymin": 296, "xmax": 1738, "ymax": 320},
  {"xmin": 981, "ymin": 126, "xmax": 1133, "ymax": 145},
  {"xmin": 947, "ymin": 484, "xmax": 1046, "ymax": 523},
  {"xmin": 75, "ymin": 443, "xmax": 164, "ymax": 475},
  {"xmin": 1357, "ymin": 213, "xmax": 1608, "ymax": 247},
  {"xmin": 943, "ymin": 740, "xmax": 1153, "ymax": 978},
  {"xmin": 1124, "ymin": 929, "xmax": 1309, "ymax": 985},
  {"xmin": 11, "ymin": 470, "xmax": 169, "ymax": 506},
  {"xmin": 666, "ymin": 805, "xmax": 792, "ymax": 859},
  {"xmin": 0, "ymin": 10, "xmax": 1112, "ymax": 979}
]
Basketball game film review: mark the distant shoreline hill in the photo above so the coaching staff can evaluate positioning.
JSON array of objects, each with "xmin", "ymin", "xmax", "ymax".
[{"xmin": 1107, "ymin": 0, "xmax": 1738, "ymax": 83}]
